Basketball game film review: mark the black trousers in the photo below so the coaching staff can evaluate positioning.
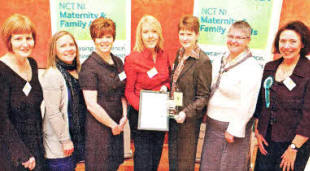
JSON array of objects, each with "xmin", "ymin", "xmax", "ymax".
[
  {"xmin": 129, "ymin": 107, "xmax": 165, "ymax": 171},
  {"xmin": 255, "ymin": 127, "xmax": 310, "ymax": 171}
]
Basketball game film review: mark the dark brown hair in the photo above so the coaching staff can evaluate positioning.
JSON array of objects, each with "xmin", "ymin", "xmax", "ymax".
[
  {"xmin": 273, "ymin": 21, "xmax": 310, "ymax": 56},
  {"xmin": 178, "ymin": 15, "xmax": 200, "ymax": 34}
]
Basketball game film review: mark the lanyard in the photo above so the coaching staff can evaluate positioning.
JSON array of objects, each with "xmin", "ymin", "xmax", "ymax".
[{"xmin": 209, "ymin": 50, "xmax": 252, "ymax": 98}]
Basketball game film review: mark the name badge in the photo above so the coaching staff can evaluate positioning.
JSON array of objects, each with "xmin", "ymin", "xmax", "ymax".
[
  {"xmin": 172, "ymin": 64, "xmax": 175, "ymax": 71},
  {"xmin": 147, "ymin": 67, "xmax": 158, "ymax": 78},
  {"xmin": 118, "ymin": 71, "xmax": 126, "ymax": 81},
  {"xmin": 283, "ymin": 77, "xmax": 296, "ymax": 91},
  {"xmin": 23, "ymin": 82, "xmax": 32, "ymax": 96},
  {"xmin": 174, "ymin": 92, "xmax": 183, "ymax": 107}
]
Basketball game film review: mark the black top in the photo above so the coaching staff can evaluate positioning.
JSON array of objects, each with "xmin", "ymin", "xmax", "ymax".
[
  {"xmin": 67, "ymin": 74, "xmax": 86, "ymax": 162},
  {"xmin": 79, "ymin": 52, "xmax": 125, "ymax": 169},
  {"xmin": 56, "ymin": 61, "xmax": 86, "ymax": 162},
  {"xmin": 255, "ymin": 56, "xmax": 310, "ymax": 142},
  {"xmin": 0, "ymin": 58, "xmax": 45, "ymax": 170}
]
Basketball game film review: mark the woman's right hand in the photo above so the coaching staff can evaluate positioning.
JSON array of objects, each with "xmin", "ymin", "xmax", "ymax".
[
  {"xmin": 256, "ymin": 131, "xmax": 269, "ymax": 155},
  {"xmin": 175, "ymin": 111, "xmax": 186, "ymax": 124},
  {"xmin": 22, "ymin": 157, "xmax": 36, "ymax": 170},
  {"xmin": 112, "ymin": 124, "xmax": 122, "ymax": 135},
  {"xmin": 62, "ymin": 140, "xmax": 74, "ymax": 157}
]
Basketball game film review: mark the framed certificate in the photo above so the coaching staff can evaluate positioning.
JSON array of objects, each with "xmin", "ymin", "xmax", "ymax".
[{"xmin": 138, "ymin": 90, "xmax": 169, "ymax": 131}]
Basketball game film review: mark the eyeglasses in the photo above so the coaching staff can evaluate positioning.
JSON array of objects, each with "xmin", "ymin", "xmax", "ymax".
[{"xmin": 227, "ymin": 35, "xmax": 249, "ymax": 41}]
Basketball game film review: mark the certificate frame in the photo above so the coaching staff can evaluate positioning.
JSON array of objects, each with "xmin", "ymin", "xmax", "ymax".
[{"xmin": 138, "ymin": 90, "xmax": 169, "ymax": 131}]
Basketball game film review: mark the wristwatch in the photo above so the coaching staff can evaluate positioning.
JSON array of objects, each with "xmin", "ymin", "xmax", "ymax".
[{"xmin": 289, "ymin": 143, "xmax": 299, "ymax": 151}]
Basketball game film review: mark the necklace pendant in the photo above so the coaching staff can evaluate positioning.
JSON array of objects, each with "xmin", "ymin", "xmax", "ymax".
[{"xmin": 23, "ymin": 82, "xmax": 32, "ymax": 96}]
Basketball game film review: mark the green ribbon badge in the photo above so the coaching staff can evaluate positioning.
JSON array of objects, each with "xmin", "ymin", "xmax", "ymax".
[{"xmin": 263, "ymin": 76, "xmax": 274, "ymax": 108}]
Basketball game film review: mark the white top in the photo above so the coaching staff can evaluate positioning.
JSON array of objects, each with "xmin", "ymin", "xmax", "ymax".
[{"xmin": 207, "ymin": 51, "xmax": 263, "ymax": 137}]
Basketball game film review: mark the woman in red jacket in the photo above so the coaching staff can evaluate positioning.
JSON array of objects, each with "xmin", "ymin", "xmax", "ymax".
[{"xmin": 124, "ymin": 15, "xmax": 170, "ymax": 171}]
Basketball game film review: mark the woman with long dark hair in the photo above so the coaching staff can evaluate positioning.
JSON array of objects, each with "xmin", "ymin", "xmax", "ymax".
[{"xmin": 254, "ymin": 21, "xmax": 310, "ymax": 171}]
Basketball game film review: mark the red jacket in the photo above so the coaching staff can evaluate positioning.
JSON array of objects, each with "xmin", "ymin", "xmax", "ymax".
[{"xmin": 124, "ymin": 49, "xmax": 170, "ymax": 110}]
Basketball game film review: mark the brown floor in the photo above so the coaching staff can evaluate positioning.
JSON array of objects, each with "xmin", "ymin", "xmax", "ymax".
[
  {"xmin": 75, "ymin": 132, "xmax": 310, "ymax": 171},
  {"xmin": 75, "ymin": 132, "xmax": 259, "ymax": 171},
  {"xmin": 75, "ymin": 131, "xmax": 310, "ymax": 171},
  {"xmin": 75, "ymin": 144, "xmax": 199, "ymax": 171}
]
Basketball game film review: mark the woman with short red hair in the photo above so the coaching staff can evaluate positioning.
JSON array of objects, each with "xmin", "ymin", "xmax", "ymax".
[
  {"xmin": 0, "ymin": 13, "xmax": 45, "ymax": 171},
  {"xmin": 169, "ymin": 15, "xmax": 212, "ymax": 171},
  {"xmin": 79, "ymin": 17, "xmax": 127, "ymax": 171}
]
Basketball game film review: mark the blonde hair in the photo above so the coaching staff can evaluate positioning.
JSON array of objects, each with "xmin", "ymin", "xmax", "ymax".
[
  {"xmin": 228, "ymin": 20, "xmax": 252, "ymax": 38},
  {"xmin": 1, "ymin": 13, "xmax": 36, "ymax": 52},
  {"xmin": 134, "ymin": 15, "xmax": 164, "ymax": 52},
  {"xmin": 47, "ymin": 31, "xmax": 81, "ymax": 71}
]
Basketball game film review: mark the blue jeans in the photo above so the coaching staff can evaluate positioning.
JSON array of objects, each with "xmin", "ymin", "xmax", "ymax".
[{"xmin": 46, "ymin": 156, "xmax": 75, "ymax": 171}]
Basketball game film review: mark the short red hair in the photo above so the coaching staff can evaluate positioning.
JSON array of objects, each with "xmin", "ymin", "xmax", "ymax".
[
  {"xmin": 89, "ymin": 17, "xmax": 116, "ymax": 41},
  {"xmin": 178, "ymin": 15, "xmax": 200, "ymax": 34},
  {"xmin": 1, "ymin": 13, "xmax": 36, "ymax": 51}
]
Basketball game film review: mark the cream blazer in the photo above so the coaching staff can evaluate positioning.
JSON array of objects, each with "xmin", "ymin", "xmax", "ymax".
[{"xmin": 39, "ymin": 68, "xmax": 71, "ymax": 159}]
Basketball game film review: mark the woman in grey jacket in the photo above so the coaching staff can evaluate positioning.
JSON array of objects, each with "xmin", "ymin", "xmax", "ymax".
[{"xmin": 40, "ymin": 31, "xmax": 86, "ymax": 170}]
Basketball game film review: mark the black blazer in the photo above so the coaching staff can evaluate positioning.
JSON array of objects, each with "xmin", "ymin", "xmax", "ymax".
[{"xmin": 255, "ymin": 56, "xmax": 310, "ymax": 142}]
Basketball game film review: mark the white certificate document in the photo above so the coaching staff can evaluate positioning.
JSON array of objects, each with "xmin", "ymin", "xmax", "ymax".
[{"xmin": 138, "ymin": 90, "xmax": 169, "ymax": 131}]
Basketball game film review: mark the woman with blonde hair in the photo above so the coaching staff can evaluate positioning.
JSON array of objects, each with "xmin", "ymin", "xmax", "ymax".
[
  {"xmin": 40, "ymin": 30, "xmax": 86, "ymax": 170},
  {"xmin": 0, "ymin": 13, "xmax": 45, "ymax": 170},
  {"xmin": 124, "ymin": 15, "xmax": 170, "ymax": 171},
  {"xmin": 200, "ymin": 21, "xmax": 263, "ymax": 171}
]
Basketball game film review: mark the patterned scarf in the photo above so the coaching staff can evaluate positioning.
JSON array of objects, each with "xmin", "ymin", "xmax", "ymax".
[
  {"xmin": 56, "ymin": 59, "xmax": 86, "ymax": 162},
  {"xmin": 209, "ymin": 49, "xmax": 252, "ymax": 99}
]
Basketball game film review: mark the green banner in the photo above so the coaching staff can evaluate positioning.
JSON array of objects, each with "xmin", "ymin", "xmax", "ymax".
[
  {"xmin": 194, "ymin": 0, "xmax": 283, "ymax": 63},
  {"xmin": 53, "ymin": 0, "xmax": 127, "ymax": 40},
  {"xmin": 195, "ymin": 0, "xmax": 276, "ymax": 49},
  {"xmin": 50, "ymin": 0, "xmax": 131, "ymax": 60}
]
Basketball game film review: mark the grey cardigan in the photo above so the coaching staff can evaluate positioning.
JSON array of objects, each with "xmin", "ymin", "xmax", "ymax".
[{"xmin": 39, "ymin": 68, "xmax": 71, "ymax": 159}]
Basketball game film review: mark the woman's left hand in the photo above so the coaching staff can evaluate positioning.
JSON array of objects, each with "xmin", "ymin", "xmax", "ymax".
[
  {"xmin": 22, "ymin": 157, "xmax": 36, "ymax": 170},
  {"xmin": 62, "ymin": 140, "xmax": 74, "ymax": 157},
  {"xmin": 224, "ymin": 131, "xmax": 234, "ymax": 143},
  {"xmin": 160, "ymin": 85, "xmax": 168, "ymax": 92},
  {"xmin": 175, "ymin": 111, "xmax": 186, "ymax": 123},
  {"xmin": 280, "ymin": 147, "xmax": 297, "ymax": 171}
]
